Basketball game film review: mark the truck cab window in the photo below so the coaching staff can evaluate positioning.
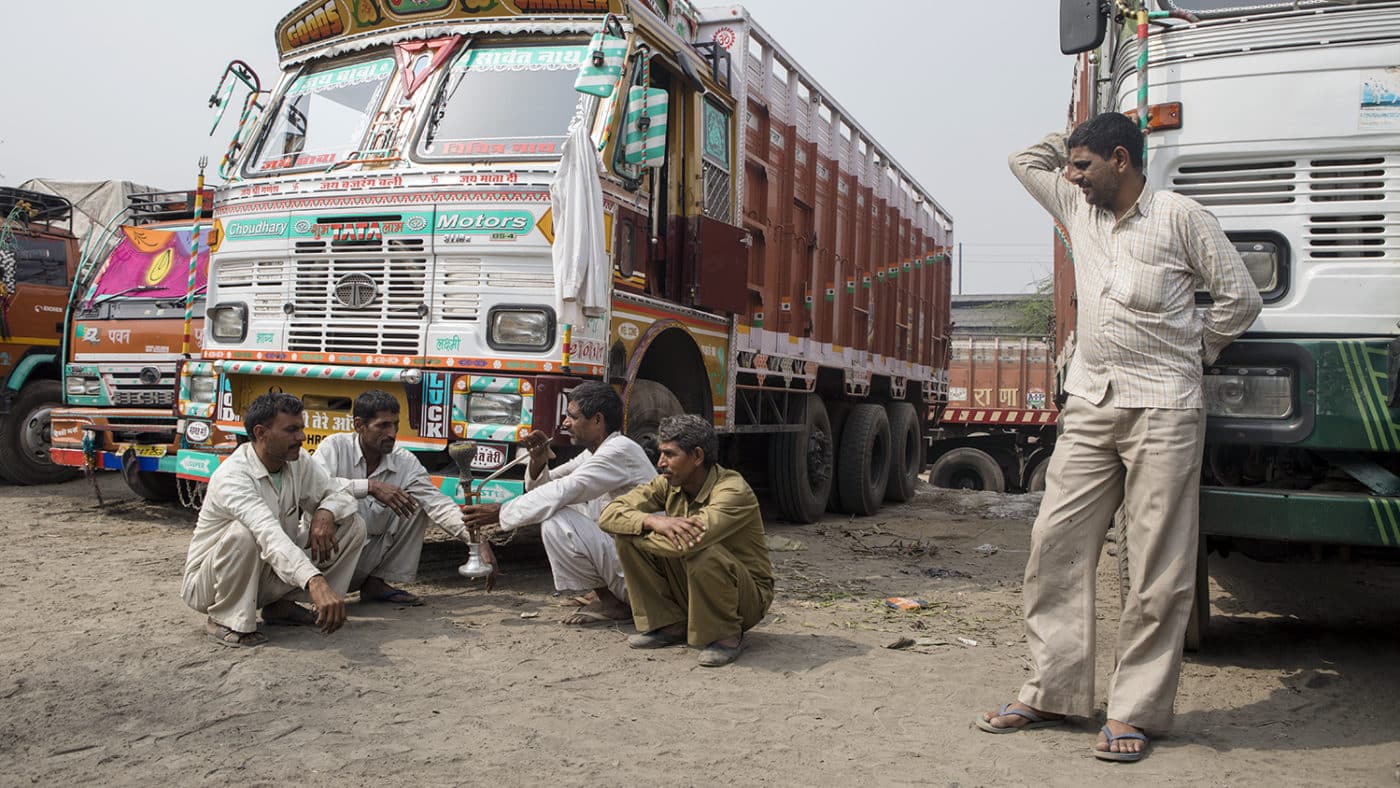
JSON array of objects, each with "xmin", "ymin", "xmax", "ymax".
[{"xmin": 10, "ymin": 236, "xmax": 68, "ymax": 288}]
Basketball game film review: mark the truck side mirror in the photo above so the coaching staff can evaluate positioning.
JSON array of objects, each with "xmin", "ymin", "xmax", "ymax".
[
  {"xmin": 1060, "ymin": 0, "xmax": 1108, "ymax": 55},
  {"xmin": 575, "ymin": 31, "xmax": 627, "ymax": 98},
  {"xmin": 623, "ymin": 86, "xmax": 668, "ymax": 168}
]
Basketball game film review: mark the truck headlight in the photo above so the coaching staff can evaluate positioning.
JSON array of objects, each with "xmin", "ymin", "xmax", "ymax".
[
  {"xmin": 189, "ymin": 375, "xmax": 218, "ymax": 403},
  {"xmin": 66, "ymin": 377, "xmax": 100, "ymax": 396},
  {"xmin": 1204, "ymin": 366, "xmax": 1293, "ymax": 419},
  {"xmin": 487, "ymin": 307, "xmax": 553, "ymax": 351},
  {"xmin": 208, "ymin": 303, "xmax": 248, "ymax": 342},
  {"xmin": 468, "ymin": 392, "xmax": 523, "ymax": 425}
]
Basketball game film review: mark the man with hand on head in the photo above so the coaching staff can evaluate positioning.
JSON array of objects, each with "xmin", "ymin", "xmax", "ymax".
[
  {"xmin": 182, "ymin": 392, "xmax": 366, "ymax": 648},
  {"xmin": 312, "ymin": 389, "xmax": 471, "ymax": 607},
  {"xmin": 460, "ymin": 381, "xmax": 654, "ymax": 625},
  {"xmin": 977, "ymin": 113, "xmax": 1260, "ymax": 762},
  {"xmin": 600, "ymin": 414, "xmax": 773, "ymax": 667}
]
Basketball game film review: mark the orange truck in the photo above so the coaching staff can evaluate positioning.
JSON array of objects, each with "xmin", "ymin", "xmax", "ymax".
[
  {"xmin": 48, "ymin": 190, "xmax": 212, "ymax": 501},
  {"xmin": 930, "ymin": 335, "xmax": 1058, "ymax": 493},
  {"xmin": 0, "ymin": 187, "xmax": 84, "ymax": 486}
]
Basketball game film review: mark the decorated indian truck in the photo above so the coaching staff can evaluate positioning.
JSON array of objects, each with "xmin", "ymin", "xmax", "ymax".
[
  {"xmin": 48, "ymin": 190, "xmax": 213, "ymax": 502},
  {"xmin": 174, "ymin": 0, "xmax": 954, "ymax": 522},
  {"xmin": 0, "ymin": 187, "xmax": 84, "ymax": 486},
  {"xmin": 929, "ymin": 335, "xmax": 1058, "ymax": 493},
  {"xmin": 1059, "ymin": 0, "xmax": 1400, "ymax": 645}
]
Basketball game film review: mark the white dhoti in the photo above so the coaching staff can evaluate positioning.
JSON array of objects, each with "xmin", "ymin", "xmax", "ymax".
[
  {"xmin": 351, "ymin": 508, "xmax": 431, "ymax": 591},
  {"xmin": 540, "ymin": 507, "xmax": 627, "ymax": 602},
  {"xmin": 183, "ymin": 514, "xmax": 367, "ymax": 633}
]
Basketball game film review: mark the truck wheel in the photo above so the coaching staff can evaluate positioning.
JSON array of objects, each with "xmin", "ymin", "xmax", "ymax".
[
  {"xmin": 837, "ymin": 403, "xmax": 890, "ymax": 516},
  {"xmin": 769, "ymin": 394, "xmax": 833, "ymax": 523},
  {"xmin": 884, "ymin": 402, "xmax": 923, "ymax": 503},
  {"xmin": 1184, "ymin": 536, "xmax": 1209, "ymax": 653},
  {"xmin": 0, "ymin": 380, "xmax": 80, "ymax": 485},
  {"xmin": 625, "ymin": 379, "xmax": 683, "ymax": 463},
  {"xmin": 929, "ymin": 447, "xmax": 1005, "ymax": 493},
  {"xmin": 1026, "ymin": 459, "xmax": 1049, "ymax": 493},
  {"xmin": 120, "ymin": 449, "xmax": 178, "ymax": 502},
  {"xmin": 825, "ymin": 401, "xmax": 850, "ymax": 513}
]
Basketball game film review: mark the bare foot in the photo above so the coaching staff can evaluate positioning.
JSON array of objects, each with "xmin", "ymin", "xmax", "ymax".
[
  {"xmin": 1095, "ymin": 719, "xmax": 1146, "ymax": 756},
  {"xmin": 561, "ymin": 597, "xmax": 631, "ymax": 625},
  {"xmin": 980, "ymin": 702, "xmax": 1065, "ymax": 731}
]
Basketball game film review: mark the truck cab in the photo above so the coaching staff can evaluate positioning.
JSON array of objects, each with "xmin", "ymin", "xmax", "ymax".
[{"xmin": 0, "ymin": 186, "xmax": 82, "ymax": 485}]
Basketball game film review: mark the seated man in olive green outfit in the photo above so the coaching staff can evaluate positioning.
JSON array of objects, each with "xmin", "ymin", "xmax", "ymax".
[{"xmin": 599, "ymin": 414, "xmax": 773, "ymax": 667}]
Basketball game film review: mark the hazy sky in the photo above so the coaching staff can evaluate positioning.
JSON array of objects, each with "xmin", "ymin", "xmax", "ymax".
[{"xmin": 0, "ymin": 1, "xmax": 1070, "ymax": 293}]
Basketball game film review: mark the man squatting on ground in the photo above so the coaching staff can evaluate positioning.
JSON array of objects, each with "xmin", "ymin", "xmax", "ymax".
[
  {"xmin": 460, "ymin": 381, "xmax": 655, "ymax": 625},
  {"xmin": 600, "ymin": 415, "xmax": 773, "ymax": 667},
  {"xmin": 978, "ymin": 113, "xmax": 1261, "ymax": 761},
  {"xmin": 311, "ymin": 389, "xmax": 473, "ymax": 607},
  {"xmin": 182, "ymin": 393, "xmax": 367, "ymax": 648}
]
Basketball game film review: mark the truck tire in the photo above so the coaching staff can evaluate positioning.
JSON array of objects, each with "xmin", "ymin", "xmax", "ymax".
[
  {"xmin": 929, "ymin": 447, "xmax": 1005, "ymax": 493},
  {"xmin": 120, "ymin": 449, "xmax": 178, "ymax": 502},
  {"xmin": 825, "ymin": 401, "xmax": 850, "ymax": 513},
  {"xmin": 0, "ymin": 380, "xmax": 80, "ymax": 486},
  {"xmin": 625, "ymin": 379, "xmax": 684, "ymax": 463},
  {"xmin": 1026, "ymin": 459, "xmax": 1049, "ymax": 493},
  {"xmin": 837, "ymin": 403, "xmax": 890, "ymax": 516},
  {"xmin": 884, "ymin": 402, "xmax": 923, "ymax": 503},
  {"xmin": 769, "ymin": 394, "xmax": 834, "ymax": 524}
]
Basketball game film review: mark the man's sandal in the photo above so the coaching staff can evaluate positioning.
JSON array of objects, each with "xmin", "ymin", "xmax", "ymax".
[
  {"xmin": 1094, "ymin": 726, "xmax": 1149, "ymax": 762},
  {"xmin": 974, "ymin": 703, "xmax": 1066, "ymax": 734},
  {"xmin": 261, "ymin": 602, "xmax": 318, "ymax": 627},
  {"xmin": 206, "ymin": 620, "xmax": 268, "ymax": 648}
]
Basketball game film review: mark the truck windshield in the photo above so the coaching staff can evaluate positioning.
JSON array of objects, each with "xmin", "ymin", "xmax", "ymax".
[
  {"xmin": 417, "ymin": 42, "xmax": 590, "ymax": 161},
  {"xmin": 248, "ymin": 56, "xmax": 395, "ymax": 176},
  {"xmin": 1160, "ymin": 0, "xmax": 1362, "ymax": 16}
]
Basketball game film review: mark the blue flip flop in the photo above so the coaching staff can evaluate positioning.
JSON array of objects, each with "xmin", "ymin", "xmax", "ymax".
[
  {"xmin": 1094, "ymin": 725, "xmax": 1149, "ymax": 762},
  {"xmin": 975, "ymin": 703, "xmax": 1066, "ymax": 733}
]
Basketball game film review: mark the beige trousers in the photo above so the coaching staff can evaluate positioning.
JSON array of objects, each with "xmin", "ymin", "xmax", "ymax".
[
  {"xmin": 616, "ymin": 537, "xmax": 772, "ymax": 647},
  {"xmin": 184, "ymin": 514, "xmax": 367, "ymax": 634},
  {"xmin": 540, "ymin": 507, "xmax": 629, "ymax": 602},
  {"xmin": 1018, "ymin": 389, "xmax": 1206, "ymax": 733},
  {"xmin": 352, "ymin": 509, "xmax": 430, "ymax": 591}
]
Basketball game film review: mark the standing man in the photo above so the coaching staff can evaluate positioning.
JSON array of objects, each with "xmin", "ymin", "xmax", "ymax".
[
  {"xmin": 600, "ymin": 415, "xmax": 772, "ymax": 668},
  {"xmin": 461, "ymin": 381, "xmax": 654, "ymax": 625},
  {"xmin": 182, "ymin": 393, "xmax": 366, "ymax": 648},
  {"xmin": 977, "ymin": 113, "xmax": 1261, "ymax": 760},
  {"xmin": 312, "ymin": 390, "xmax": 471, "ymax": 607}
]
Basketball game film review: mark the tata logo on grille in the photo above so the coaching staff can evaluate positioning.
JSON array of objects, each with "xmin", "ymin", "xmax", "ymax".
[{"xmin": 334, "ymin": 274, "xmax": 378, "ymax": 309}]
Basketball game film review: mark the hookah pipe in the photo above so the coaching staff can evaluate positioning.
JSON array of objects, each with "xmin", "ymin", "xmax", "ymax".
[{"xmin": 448, "ymin": 441, "xmax": 499, "ymax": 589}]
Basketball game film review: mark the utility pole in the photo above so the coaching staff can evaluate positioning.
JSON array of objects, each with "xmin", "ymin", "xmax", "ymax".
[{"xmin": 957, "ymin": 241, "xmax": 963, "ymax": 295}]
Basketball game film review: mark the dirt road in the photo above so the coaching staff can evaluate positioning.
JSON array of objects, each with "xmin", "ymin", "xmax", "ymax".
[{"xmin": 2, "ymin": 475, "xmax": 1397, "ymax": 786}]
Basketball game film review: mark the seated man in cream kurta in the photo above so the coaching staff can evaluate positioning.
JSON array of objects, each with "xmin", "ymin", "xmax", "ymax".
[
  {"xmin": 461, "ymin": 381, "xmax": 655, "ymax": 625},
  {"xmin": 312, "ymin": 389, "xmax": 472, "ymax": 607},
  {"xmin": 182, "ymin": 393, "xmax": 365, "ymax": 648}
]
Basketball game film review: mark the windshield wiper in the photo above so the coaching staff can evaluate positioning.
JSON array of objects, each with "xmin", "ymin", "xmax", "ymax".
[
  {"xmin": 424, "ymin": 40, "xmax": 474, "ymax": 147},
  {"xmin": 91, "ymin": 285, "xmax": 158, "ymax": 306}
]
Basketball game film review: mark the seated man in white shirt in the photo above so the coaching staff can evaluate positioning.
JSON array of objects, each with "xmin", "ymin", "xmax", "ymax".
[
  {"xmin": 182, "ymin": 393, "xmax": 366, "ymax": 648},
  {"xmin": 312, "ymin": 389, "xmax": 470, "ymax": 607},
  {"xmin": 461, "ymin": 381, "xmax": 655, "ymax": 625}
]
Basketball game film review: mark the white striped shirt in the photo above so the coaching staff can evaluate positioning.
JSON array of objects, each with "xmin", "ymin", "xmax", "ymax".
[{"xmin": 1010, "ymin": 133, "xmax": 1262, "ymax": 409}]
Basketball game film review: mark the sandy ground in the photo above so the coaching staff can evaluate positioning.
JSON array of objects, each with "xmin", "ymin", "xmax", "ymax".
[{"xmin": 2, "ymin": 474, "xmax": 1399, "ymax": 787}]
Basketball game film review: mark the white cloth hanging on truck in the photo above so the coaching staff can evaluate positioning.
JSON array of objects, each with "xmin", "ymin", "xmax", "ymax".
[{"xmin": 549, "ymin": 97, "xmax": 609, "ymax": 326}]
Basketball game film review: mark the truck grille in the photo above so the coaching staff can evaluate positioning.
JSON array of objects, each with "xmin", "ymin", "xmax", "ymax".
[
  {"xmin": 215, "ymin": 258, "xmax": 288, "ymax": 319},
  {"xmin": 288, "ymin": 238, "xmax": 429, "ymax": 355},
  {"xmin": 105, "ymin": 366, "xmax": 176, "ymax": 406}
]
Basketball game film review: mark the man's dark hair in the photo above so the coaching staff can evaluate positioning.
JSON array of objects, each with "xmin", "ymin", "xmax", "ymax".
[
  {"xmin": 354, "ymin": 389, "xmax": 401, "ymax": 423},
  {"xmin": 1067, "ymin": 112, "xmax": 1143, "ymax": 171},
  {"xmin": 567, "ymin": 381, "xmax": 623, "ymax": 433},
  {"xmin": 657, "ymin": 414, "xmax": 717, "ymax": 467},
  {"xmin": 244, "ymin": 392, "xmax": 305, "ymax": 438}
]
